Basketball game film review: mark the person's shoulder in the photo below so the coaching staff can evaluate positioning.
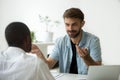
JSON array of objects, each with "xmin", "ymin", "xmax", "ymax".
[
  {"xmin": 25, "ymin": 53, "xmax": 47, "ymax": 66},
  {"xmin": 55, "ymin": 34, "xmax": 69, "ymax": 45},
  {"xmin": 84, "ymin": 31, "xmax": 99, "ymax": 40},
  {"xmin": 55, "ymin": 34, "xmax": 69, "ymax": 42},
  {"xmin": 25, "ymin": 53, "xmax": 38, "ymax": 62}
]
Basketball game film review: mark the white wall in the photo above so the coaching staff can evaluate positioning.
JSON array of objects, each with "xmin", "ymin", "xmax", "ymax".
[{"xmin": 0, "ymin": 0, "xmax": 120, "ymax": 65}]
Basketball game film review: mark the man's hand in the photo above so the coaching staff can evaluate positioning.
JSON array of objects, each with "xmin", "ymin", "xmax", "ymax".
[
  {"xmin": 75, "ymin": 45, "xmax": 101, "ymax": 66},
  {"xmin": 31, "ymin": 44, "xmax": 47, "ymax": 63},
  {"xmin": 75, "ymin": 45, "xmax": 89, "ymax": 59}
]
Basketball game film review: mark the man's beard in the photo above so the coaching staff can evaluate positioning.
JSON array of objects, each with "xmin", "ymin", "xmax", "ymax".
[{"xmin": 67, "ymin": 29, "xmax": 81, "ymax": 38}]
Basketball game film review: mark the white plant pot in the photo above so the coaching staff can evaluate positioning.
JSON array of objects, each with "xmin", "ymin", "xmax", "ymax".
[{"xmin": 43, "ymin": 31, "xmax": 53, "ymax": 42}]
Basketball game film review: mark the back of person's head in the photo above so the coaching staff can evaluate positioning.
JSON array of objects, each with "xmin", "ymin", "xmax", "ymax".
[
  {"xmin": 63, "ymin": 7, "xmax": 84, "ymax": 21},
  {"xmin": 5, "ymin": 22, "xmax": 31, "ymax": 52}
]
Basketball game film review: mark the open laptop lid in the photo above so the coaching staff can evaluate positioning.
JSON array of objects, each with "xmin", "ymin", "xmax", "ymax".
[{"xmin": 87, "ymin": 65, "xmax": 120, "ymax": 80}]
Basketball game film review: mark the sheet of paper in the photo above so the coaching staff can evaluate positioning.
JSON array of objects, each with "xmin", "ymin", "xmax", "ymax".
[{"xmin": 51, "ymin": 72, "xmax": 64, "ymax": 79}]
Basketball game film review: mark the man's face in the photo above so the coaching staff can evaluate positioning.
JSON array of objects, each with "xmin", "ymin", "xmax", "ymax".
[{"xmin": 64, "ymin": 18, "xmax": 84, "ymax": 38}]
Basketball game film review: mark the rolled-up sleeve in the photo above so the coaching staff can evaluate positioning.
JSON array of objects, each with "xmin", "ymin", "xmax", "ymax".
[
  {"xmin": 49, "ymin": 38, "xmax": 60, "ymax": 61},
  {"xmin": 90, "ymin": 37, "xmax": 102, "ymax": 61}
]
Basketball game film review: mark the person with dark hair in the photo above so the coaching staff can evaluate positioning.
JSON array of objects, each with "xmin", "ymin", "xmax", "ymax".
[
  {"xmin": 0, "ymin": 22, "xmax": 55, "ymax": 80},
  {"xmin": 33, "ymin": 7, "xmax": 102, "ymax": 75}
]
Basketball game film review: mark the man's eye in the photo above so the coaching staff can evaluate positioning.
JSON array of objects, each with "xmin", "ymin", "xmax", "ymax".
[{"xmin": 65, "ymin": 24, "xmax": 69, "ymax": 26}]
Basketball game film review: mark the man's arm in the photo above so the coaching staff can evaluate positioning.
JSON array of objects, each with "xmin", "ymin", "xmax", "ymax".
[
  {"xmin": 31, "ymin": 44, "xmax": 57, "ymax": 69},
  {"xmin": 81, "ymin": 52, "xmax": 101, "ymax": 66},
  {"xmin": 47, "ymin": 58, "xmax": 57, "ymax": 69}
]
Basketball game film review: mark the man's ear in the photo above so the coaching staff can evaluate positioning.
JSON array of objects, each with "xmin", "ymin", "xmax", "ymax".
[{"xmin": 81, "ymin": 21, "xmax": 85, "ymax": 28}]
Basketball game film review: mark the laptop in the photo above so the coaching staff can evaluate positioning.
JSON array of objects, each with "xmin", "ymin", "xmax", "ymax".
[{"xmin": 87, "ymin": 65, "xmax": 120, "ymax": 80}]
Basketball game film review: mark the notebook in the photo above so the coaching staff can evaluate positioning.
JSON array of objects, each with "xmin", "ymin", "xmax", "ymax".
[{"xmin": 87, "ymin": 65, "xmax": 120, "ymax": 80}]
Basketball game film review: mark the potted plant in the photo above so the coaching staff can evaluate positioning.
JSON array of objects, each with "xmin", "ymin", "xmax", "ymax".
[
  {"xmin": 30, "ymin": 31, "xmax": 36, "ymax": 43},
  {"xmin": 39, "ymin": 15, "xmax": 60, "ymax": 42}
]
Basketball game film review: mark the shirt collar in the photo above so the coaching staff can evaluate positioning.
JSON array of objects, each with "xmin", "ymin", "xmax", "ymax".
[
  {"xmin": 66, "ymin": 30, "xmax": 86, "ymax": 48},
  {"xmin": 79, "ymin": 30, "xmax": 86, "ymax": 47}
]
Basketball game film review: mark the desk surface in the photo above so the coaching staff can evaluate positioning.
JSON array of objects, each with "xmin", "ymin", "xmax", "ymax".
[
  {"xmin": 35, "ymin": 42, "xmax": 54, "ymax": 45},
  {"xmin": 51, "ymin": 72, "xmax": 87, "ymax": 80}
]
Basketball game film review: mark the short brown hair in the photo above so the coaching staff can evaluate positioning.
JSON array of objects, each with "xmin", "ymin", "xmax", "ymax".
[{"xmin": 63, "ymin": 8, "xmax": 84, "ymax": 21}]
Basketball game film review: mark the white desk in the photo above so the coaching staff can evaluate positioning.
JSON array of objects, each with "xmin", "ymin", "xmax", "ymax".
[{"xmin": 51, "ymin": 72, "xmax": 87, "ymax": 80}]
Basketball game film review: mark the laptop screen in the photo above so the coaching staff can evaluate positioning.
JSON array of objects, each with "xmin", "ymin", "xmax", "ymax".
[{"xmin": 87, "ymin": 65, "xmax": 120, "ymax": 80}]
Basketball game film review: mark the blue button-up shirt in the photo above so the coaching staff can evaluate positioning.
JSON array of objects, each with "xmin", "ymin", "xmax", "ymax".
[{"xmin": 49, "ymin": 30, "xmax": 102, "ymax": 74}]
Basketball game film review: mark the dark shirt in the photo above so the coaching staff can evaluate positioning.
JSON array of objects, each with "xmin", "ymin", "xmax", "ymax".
[{"xmin": 69, "ymin": 41, "xmax": 78, "ymax": 74}]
